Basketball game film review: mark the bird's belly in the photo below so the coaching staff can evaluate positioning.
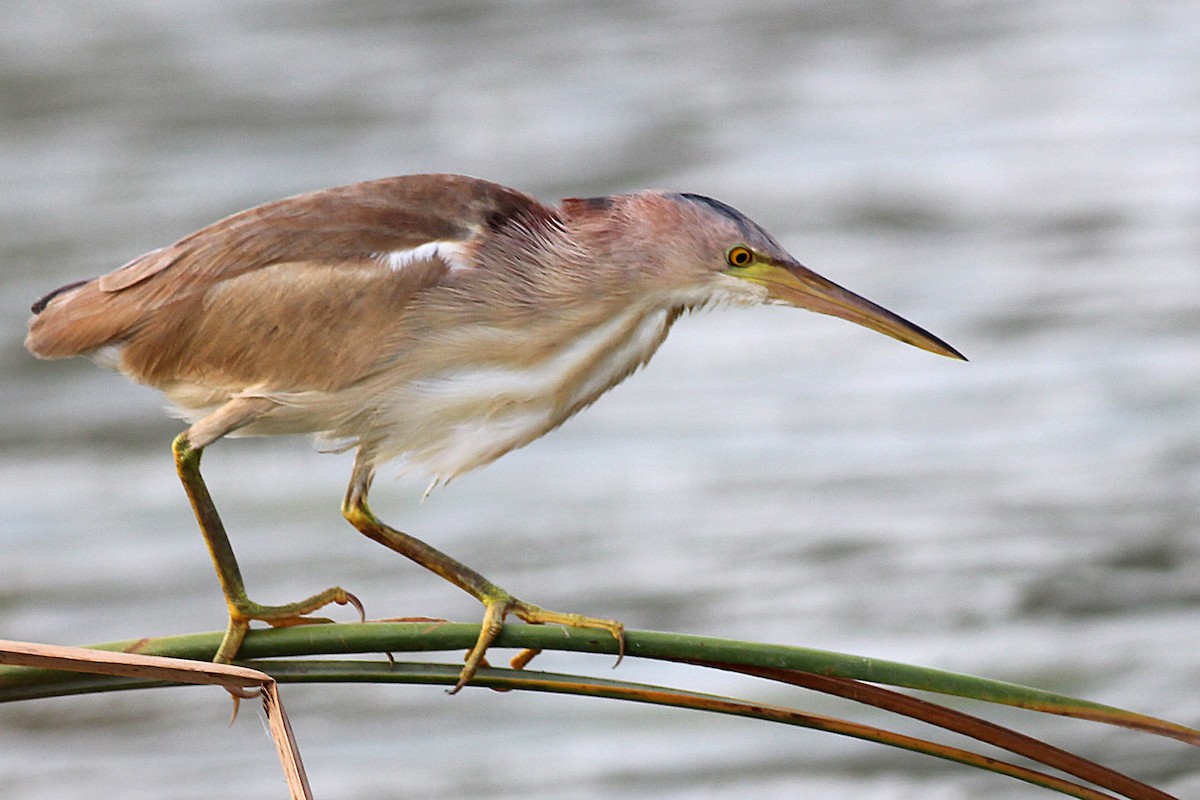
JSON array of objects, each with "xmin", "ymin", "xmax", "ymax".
[
  {"xmin": 374, "ymin": 305, "xmax": 674, "ymax": 482},
  {"xmin": 395, "ymin": 395, "xmax": 557, "ymax": 485}
]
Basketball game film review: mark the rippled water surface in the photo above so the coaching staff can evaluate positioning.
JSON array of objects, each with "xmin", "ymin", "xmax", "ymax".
[{"xmin": 2, "ymin": 2, "xmax": 1198, "ymax": 798}]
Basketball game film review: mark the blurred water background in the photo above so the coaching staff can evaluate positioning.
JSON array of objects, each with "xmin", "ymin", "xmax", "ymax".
[{"xmin": 2, "ymin": 2, "xmax": 1198, "ymax": 798}]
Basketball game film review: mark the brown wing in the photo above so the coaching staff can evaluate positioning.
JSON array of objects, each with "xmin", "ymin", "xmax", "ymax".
[{"xmin": 25, "ymin": 174, "xmax": 546, "ymax": 391}]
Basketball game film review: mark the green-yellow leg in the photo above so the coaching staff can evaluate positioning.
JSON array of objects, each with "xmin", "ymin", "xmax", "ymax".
[
  {"xmin": 342, "ymin": 494, "xmax": 625, "ymax": 693},
  {"xmin": 173, "ymin": 433, "xmax": 360, "ymax": 663}
]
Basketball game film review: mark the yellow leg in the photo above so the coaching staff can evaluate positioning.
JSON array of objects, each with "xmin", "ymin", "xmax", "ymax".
[
  {"xmin": 174, "ymin": 432, "xmax": 361, "ymax": 662},
  {"xmin": 342, "ymin": 491, "xmax": 624, "ymax": 693}
]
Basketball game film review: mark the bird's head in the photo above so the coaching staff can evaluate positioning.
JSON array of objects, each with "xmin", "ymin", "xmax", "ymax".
[{"xmin": 563, "ymin": 190, "xmax": 965, "ymax": 361}]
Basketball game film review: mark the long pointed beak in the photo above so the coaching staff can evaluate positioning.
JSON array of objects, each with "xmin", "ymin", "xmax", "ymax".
[{"xmin": 732, "ymin": 261, "xmax": 967, "ymax": 360}]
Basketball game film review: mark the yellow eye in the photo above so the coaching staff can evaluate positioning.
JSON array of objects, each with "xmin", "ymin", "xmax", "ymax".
[{"xmin": 726, "ymin": 246, "xmax": 753, "ymax": 267}]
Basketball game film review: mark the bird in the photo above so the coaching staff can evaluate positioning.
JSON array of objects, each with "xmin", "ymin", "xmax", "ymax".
[{"xmin": 25, "ymin": 173, "xmax": 965, "ymax": 692}]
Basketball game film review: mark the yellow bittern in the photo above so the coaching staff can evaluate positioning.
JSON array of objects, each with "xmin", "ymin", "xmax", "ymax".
[{"xmin": 25, "ymin": 174, "xmax": 964, "ymax": 691}]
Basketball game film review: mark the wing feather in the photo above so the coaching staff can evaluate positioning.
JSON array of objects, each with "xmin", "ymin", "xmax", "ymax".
[{"xmin": 25, "ymin": 174, "xmax": 546, "ymax": 392}]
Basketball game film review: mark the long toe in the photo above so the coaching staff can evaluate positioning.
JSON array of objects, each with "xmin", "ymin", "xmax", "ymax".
[
  {"xmin": 214, "ymin": 585, "xmax": 360, "ymax": 662},
  {"xmin": 510, "ymin": 601, "xmax": 626, "ymax": 664},
  {"xmin": 451, "ymin": 595, "xmax": 513, "ymax": 694}
]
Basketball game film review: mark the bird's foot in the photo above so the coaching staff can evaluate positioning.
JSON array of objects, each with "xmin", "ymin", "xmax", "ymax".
[
  {"xmin": 451, "ymin": 593, "xmax": 625, "ymax": 694},
  {"xmin": 213, "ymin": 587, "xmax": 363, "ymax": 663}
]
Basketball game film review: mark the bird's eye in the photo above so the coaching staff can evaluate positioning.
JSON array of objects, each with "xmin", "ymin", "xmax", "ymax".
[{"xmin": 726, "ymin": 246, "xmax": 753, "ymax": 267}]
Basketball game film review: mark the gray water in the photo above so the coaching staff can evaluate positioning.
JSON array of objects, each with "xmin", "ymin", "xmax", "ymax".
[{"xmin": 2, "ymin": 2, "xmax": 1198, "ymax": 798}]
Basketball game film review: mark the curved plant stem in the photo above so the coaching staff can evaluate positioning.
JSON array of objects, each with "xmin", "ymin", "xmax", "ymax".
[
  {"xmin": 0, "ymin": 652, "xmax": 1122, "ymax": 800},
  {"xmin": 2, "ymin": 623, "xmax": 1194, "ymax": 800},
  {"xmin": 2, "ymin": 622, "xmax": 1195, "ymax": 743}
]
